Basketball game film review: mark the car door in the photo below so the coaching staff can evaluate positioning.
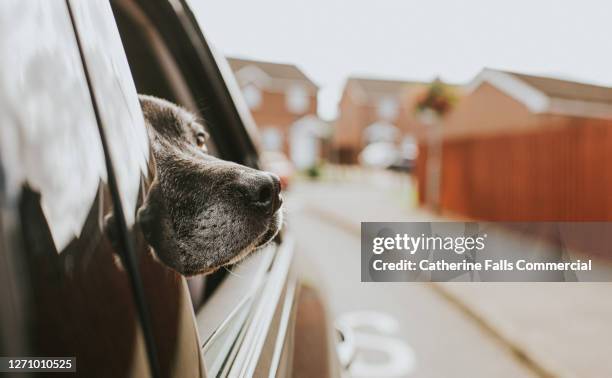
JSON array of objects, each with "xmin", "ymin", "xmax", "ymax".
[
  {"xmin": 0, "ymin": 0, "xmax": 204, "ymax": 377},
  {"xmin": 0, "ymin": 0, "xmax": 154, "ymax": 375}
]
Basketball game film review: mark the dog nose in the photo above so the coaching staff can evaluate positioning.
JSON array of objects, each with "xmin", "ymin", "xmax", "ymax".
[{"xmin": 248, "ymin": 172, "xmax": 282, "ymax": 214}]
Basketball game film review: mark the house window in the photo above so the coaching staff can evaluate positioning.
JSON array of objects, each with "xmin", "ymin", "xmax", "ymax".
[
  {"xmin": 363, "ymin": 121, "xmax": 399, "ymax": 143},
  {"xmin": 377, "ymin": 96, "xmax": 398, "ymax": 121},
  {"xmin": 401, "ymin": 135, "xmax": 418, "ymax": 160},
  {"xmin": 286, "ymin": 85, "xmax": 309, "ymax": 114},
  {"xmin": 242, "ymin": 83, "xmax": 262, "ymax": 110},
  {"xmin": 261, "ymin": 127, "xmax": 282, "ymax": 151}
]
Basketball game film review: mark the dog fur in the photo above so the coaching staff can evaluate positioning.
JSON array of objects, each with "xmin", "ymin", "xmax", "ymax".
[{"xmin": 135, "ymin": 95, "xmax": 283, "ymax": 276}]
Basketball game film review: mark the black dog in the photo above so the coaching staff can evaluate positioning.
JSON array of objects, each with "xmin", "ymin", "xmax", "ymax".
[{"xmin": 135, "ymin": 95, "xmax": 283, "ymax": 276}]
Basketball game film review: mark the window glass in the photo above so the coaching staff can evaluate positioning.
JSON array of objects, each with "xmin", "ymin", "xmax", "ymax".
[
  {"xmin": 243, "ymin": 83, "xmax": 263, "ymax": 109},
  {"xmin": 364, "ymin": 121, "xmax": 399, "ymax": 143},
  {"xmin": 377, "ymin": 96, "xmax": 399, "ymax": 120},
  {"xmin": 286, "ymin": 84, "xmax": 309, "ymax": 114},
  {"xmin": 68, "ymin": 0, "xmax": 149, "ymax": 228},
  {"xmin": 262, "ymin": 127, "xmax": 283, "ymax": 151}
]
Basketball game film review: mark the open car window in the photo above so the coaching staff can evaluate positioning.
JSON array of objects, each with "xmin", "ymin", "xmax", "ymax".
[
  {"xmin": 111, "ymin": 0, "xmax": 295, "ymax": 375},
  {"xmin": 112, "ymin": 0, "xmax": 266, "ymax": 308}
]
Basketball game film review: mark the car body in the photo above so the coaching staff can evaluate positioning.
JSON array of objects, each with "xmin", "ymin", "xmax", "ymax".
[{"xmin": 0, "ymin": 0, "xmax": 338, "ymax": 376}]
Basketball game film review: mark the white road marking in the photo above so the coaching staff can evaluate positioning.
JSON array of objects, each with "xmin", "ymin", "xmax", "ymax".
[{"xmin": 337, "ymin": 311, "xmax": 416, "ymax": 377}]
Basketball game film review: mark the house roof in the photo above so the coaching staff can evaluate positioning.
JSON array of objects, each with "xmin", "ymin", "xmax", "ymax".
[
  {"xmin": 345, "ymin": 76, "xmax": 424, "ymax": 102},
  {"xmin": 227, "ymin": 57, "xmax": 318, "ymax": 90},
  {"xmin": 470, "ymin": 68, "xmax": 612, "ymax": 118},
  {"xmin": 508, "ymin": 71, "xmax": 612, "ymax": 104}
]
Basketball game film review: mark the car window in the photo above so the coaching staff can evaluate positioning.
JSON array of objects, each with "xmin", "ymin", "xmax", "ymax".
[
  {"xmin": 110, "ymin": 1, "xmax": 295, "ymax": 375},
  {"xmin": 111, "ymin": 0, "xmax": 218, "ymax": 311},
  {"xmin": 67, "ymin": 1, "xmax": 205, "ymax": 377},
  {"xmin": 111, "ymin": 0, "xmax": 219, "ymax": 156},
  {"xmin": 0, "ymin": 0, "xmax": 153, "ymax": 375},
  {"xmin": 111, "ymin": 0, "xmax": 264, "ymax": 311}
]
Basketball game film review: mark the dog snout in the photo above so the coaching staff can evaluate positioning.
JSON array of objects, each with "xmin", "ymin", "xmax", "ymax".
[{"xmin": 239, "ymin": 172, "xmax": 282, "ymax": 215}]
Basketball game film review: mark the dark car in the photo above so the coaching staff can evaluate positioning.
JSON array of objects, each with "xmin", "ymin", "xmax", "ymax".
[{"xmin": 0, "ymin": 0, "xmax": 339, "ymax": 376}]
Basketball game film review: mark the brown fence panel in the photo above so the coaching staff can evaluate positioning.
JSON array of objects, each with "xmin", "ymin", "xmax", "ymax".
[
  {"xmin": 417, "ymin": 119, "xmax": 612, "ymax": 221},
  {"xmin": 415, "ymin": 144, "xmax": 428, "ymax": 206}
]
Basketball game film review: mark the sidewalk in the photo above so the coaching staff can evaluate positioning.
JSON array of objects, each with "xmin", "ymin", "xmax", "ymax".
[{"xmin": 288, "ymin": 174, "xmax": 612, "ymax": 378}]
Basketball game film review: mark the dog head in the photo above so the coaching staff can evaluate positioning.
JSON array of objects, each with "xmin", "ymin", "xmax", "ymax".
[{"xmin": 136, "ymin": 95, "xmax": 283, "ymax": 276}]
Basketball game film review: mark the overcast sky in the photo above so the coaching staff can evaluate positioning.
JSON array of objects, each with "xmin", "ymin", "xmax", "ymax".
[{"xmin": 190, "ymin": 0, "xmax": 612, "ymax": 120}]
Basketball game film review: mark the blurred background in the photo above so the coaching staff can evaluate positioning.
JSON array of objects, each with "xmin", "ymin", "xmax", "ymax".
[{"xmin": 192, "ymin": 1, "xmax": 612, "ymax": 377}]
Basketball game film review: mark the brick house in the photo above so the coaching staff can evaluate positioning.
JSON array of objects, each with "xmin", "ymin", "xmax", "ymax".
[
  {"xmin": 227, "ymin": 57, "xmax": 319, "ymax": 157},
  {"xmin": 332, "ymin": 76, "xmax": 427, "ymax": 164},
  {"xmin": 417, "ymin": 68, "xmax": 612, "ymax": 220}
]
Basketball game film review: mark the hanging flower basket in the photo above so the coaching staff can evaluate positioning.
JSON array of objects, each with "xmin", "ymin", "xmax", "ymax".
[{"xmin": 415, "ymin": 80, "xmax": 458, "ymax": 123}]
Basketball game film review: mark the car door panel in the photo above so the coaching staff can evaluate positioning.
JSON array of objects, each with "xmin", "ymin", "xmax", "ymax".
[{"xmin": 0, "ymin": 1, "xmax": 152, "ymax": 376}]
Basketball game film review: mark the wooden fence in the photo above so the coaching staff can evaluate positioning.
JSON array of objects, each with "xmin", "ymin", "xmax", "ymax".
[{"xmin": 417, "ymin": 118, "xmax": 612, "ymax": 221}]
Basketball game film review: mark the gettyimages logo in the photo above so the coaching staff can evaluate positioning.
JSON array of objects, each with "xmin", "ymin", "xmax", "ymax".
[{"xmin": 372, "ymin": 233, "xmax": 487, "ymax": 255}]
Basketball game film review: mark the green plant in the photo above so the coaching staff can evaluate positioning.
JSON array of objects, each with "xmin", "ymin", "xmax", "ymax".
[
  {"xmin": 415, "ymin": 79, "xmax": 458, "ymax": 117},
  {"xmin": 305, "ymin": 164, "xmax": 322, "ymax": 179}
]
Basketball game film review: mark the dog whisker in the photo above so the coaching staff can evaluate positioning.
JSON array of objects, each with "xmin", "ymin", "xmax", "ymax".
[{"xmin": 223, "ymin": 265, "xmax": 242, "ymax": 278}]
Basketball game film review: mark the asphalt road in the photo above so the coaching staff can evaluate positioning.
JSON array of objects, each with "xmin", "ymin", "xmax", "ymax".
[{"xmin": 286, "ymin": 177, "xmax": 539, "ymax": 378}]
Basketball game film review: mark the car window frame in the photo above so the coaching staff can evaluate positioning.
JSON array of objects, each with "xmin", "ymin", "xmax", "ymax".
[
  {"xmin": 108, "ymin": 0, "xmax": 298, "ymax": 375},
  {"xmin": 117, "ymin": 0, "xmax": 261, "ymax": 166},
  {"xmin": 111, "ymin": 0, "xmax": 270, "ymax": 301}
]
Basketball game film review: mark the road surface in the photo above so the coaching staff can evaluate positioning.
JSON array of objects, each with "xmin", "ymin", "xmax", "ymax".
[
  {"xmin": 286, "ymin": 176, "xmax": 539, "ymax": 378},
  {"xmin": 285, "ymin": 171, "xmax": 612, "ymax": 378}
]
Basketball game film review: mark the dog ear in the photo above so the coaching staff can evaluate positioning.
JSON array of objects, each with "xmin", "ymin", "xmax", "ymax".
[
  {"xmin": 103, "ymin": 163, "xmax": 159, "ymax": 253},
  {"xmin": 102, "ymin": 178, "xmax": 164, "ymax": 264},
  {"xmin": 102, "ymin": 212, "xmax": 128, "ymax": 270},
  {"xmin": 103, "ymin": 211, "xmax": 121, "ymax": 255},
  {"xmin": 136, "ymin": 178, "xmax": 166, "ymax": 249}
]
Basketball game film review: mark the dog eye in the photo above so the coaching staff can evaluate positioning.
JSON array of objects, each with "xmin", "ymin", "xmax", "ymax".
[{"xmin": 196, "ymin": 132, "xmax": 207, "ymax": 148}]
